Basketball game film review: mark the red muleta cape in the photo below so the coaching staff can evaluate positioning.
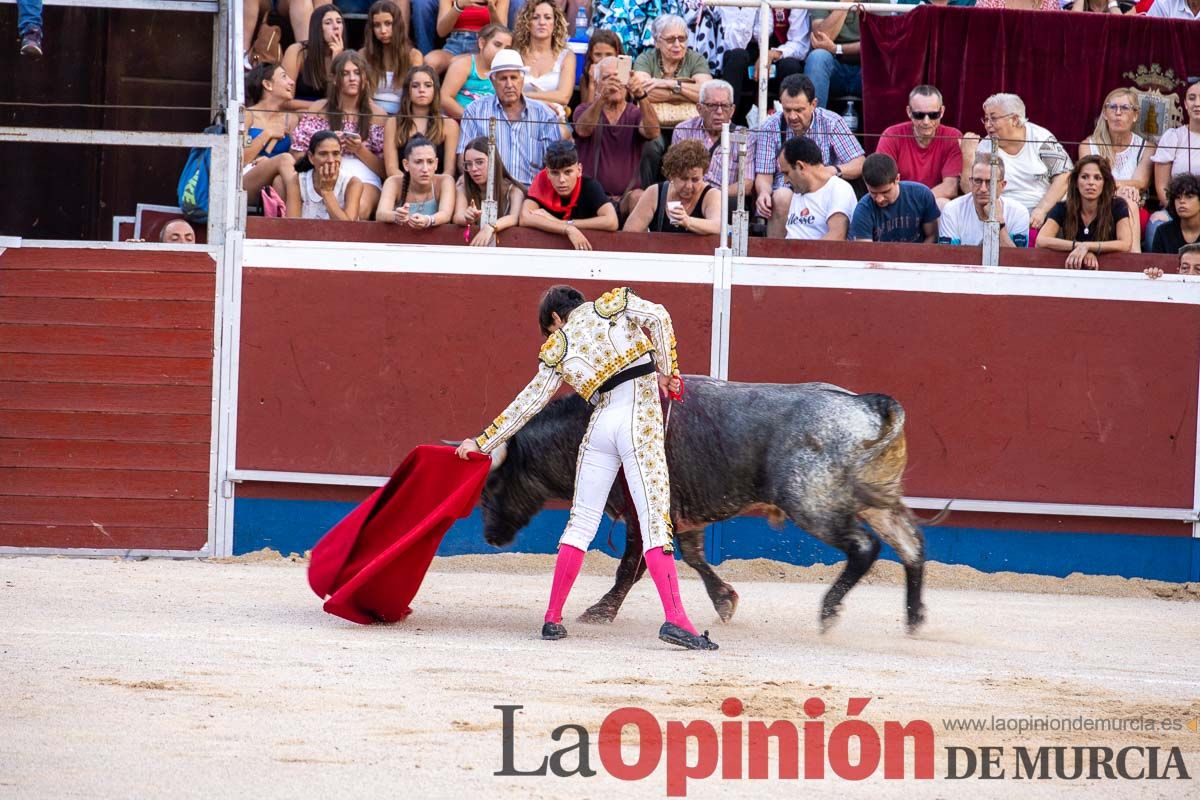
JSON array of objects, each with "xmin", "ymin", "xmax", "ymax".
[{"xmin": 307, "ymin": 445, "xmax": 491, "ymax": 624}]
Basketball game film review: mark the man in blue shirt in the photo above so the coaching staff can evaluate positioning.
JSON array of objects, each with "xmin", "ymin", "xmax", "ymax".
[
  {"xmin": 850, "ymin": 153, "xmax": 940, "ymax": 243},
  {"xmin": 458, "ymin": 49, "xmax": 567, "ymax": 187}
]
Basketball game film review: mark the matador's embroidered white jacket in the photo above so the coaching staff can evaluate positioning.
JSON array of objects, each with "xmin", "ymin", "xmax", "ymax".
[{"xmin": 475, "ymin": 287, "xmax": 679, "ymax": 453}]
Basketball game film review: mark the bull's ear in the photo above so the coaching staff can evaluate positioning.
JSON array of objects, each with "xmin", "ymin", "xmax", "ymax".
[{"xmin": 489, "ymin": 442, "xmax": 508, "ymax": 471}]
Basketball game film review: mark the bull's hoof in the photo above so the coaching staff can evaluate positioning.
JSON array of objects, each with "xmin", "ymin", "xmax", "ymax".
[
  {"xmin": 578, "ymin": 604, "xmax": 618, "ymax": 624},
  {"xmin": 819, "ymin": 604, "xmax": 842, "ymax": 634},
  {"xmin": 713, "ymin": 587, "xmax": 739, "ymax": 623},
  {"xmin": 906, "ymin": 605, "xmax": 927, "ymax": 635}
]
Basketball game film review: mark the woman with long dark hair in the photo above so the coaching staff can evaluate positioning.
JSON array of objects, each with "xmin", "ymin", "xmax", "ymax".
[
  {"xmin": 452, "ymin": 135, "xmax": 526, "ymax": 245},
  {"xmin": 359, "ymin": 0, "xmax": 423, "ymax": 114},
  {"xmin": 282, "ymin": 4, "xmax": 346, "ymax": 109},
  {"xmin": 285, "ymin": 130, "xmax": 364, "ymax": 220},
  {"xmin": 577, "ymin": 29, "xmax": 622, "ymax": 107},
  {"xmin": 243, "ymin": 63, "xmax": 299, "ymax": 200},
  {"xmin": 1036, "ymin": 154, "xmax": 1133, "ymax": 268},
  {"xmin": 384, "ymin": 65, "xmax": 460, "ymax": 177},
  {"xmin": 376, "ymin": 135, "xmax": 456, "ymax": 228},
  {"xmin": 291, "ymin": 50, "xmax": 390, "ymax": 218}
]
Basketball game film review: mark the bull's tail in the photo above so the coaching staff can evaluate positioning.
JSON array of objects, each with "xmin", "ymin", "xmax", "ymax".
[{"xmin": 851, "ymin": 393, "xmax": 908, "ymax": 511}]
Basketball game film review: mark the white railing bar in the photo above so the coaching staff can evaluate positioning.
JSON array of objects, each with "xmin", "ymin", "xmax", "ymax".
[
  {"xmin": 231, "ymin": 469, "xmax": 388, "ymax": 488},
  {"xmin": 0, "ymin": 127, "xmax": 219, "ymax": 148}
]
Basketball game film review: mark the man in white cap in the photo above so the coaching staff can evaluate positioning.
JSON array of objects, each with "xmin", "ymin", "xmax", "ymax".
[{"xmin": 458, "ymin": 49, "xmax": 567, "ymax": 187}]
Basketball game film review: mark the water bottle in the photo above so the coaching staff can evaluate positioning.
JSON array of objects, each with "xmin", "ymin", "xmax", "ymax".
[
  {"xmin": 571, "ymin": 5, "xmax": 589, "ymax": 42},
  {"xmin": 842, "ymin": 99, "xmax": 859, "ymax": 133}
]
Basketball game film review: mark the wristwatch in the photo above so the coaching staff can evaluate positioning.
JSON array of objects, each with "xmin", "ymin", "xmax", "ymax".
[
  {"xmin": 674, "ymin": 80, "xmax": 682, "ymax": 95},
  {"xmin": 835, "ymin": 44, "xmax": 844, "ymax": 57},
  {"xmin": 834, "ymin": 164, "xmax": 843, "ymax": 177}
]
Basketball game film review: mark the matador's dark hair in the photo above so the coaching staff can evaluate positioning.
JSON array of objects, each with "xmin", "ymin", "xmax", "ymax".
[{"xmin": 538, "ymin": 284, "xmax": 586, "ymax": 336}]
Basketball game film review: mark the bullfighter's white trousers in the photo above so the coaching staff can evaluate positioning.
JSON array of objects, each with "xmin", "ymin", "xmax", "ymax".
[{"xmin": 559, "ymin": 365, "xmax": 675, "ymax": 554}]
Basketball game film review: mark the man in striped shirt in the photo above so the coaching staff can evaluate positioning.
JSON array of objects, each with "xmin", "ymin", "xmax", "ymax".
[
  {"xmin": 753, "ymin": 74, "xmax": 864, "ymax": 237},
  {"xmin": 458, "ymin": 49, "xmax": 567, "ymax": 187}
]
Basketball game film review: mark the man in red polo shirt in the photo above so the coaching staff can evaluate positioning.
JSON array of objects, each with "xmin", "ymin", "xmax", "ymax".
[{"xmin": 875, "ymin": 84, "xmax": 963, "ymax": 210}]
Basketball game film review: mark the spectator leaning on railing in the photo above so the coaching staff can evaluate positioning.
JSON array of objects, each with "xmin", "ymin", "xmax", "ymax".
[
  {"xmin": 377, "ymin": 135, "xmax": 457, "ymax": 228},
  {"xmin": 623, "ymin": 140, "xmax": 724, "ymax": 235},
  {"xmin": 1035, "ymin": 155, "xmax": 1133, "ymax": 269},
  {"xmin": 875, "ymin": 85, "xmax": 962, "ymax": 210},
  {"xmin": 961, "ymin": 93, "xmax": 1072, "ymax": 232},
  {"xmin": 286, "ymin": 130, "xmax": 364, "ymax": 220},
  {"xmin": 939, "ymin": 156, "xmax": 1030, "ymax": 247},
  {"xmin": 519, "ymin": 140, "xmax": 620, "ymax": 250},
  {"xmin": 850, "ymin": 153, "xmax": 940, "ymax": 243},
  {"xmin": 775, "ymin": 135, "xmax": 857, "ymax": 241},
  {"xmin": 668, "ymin": 80, "xmax": 750, "ymax": 199},
  {"xmin": 454, "ymin": 135, "xmax": 528, "ymax": 245},
  {"xmin": 1145, "ymin": 242, "xmax": 1200, "ymax": 280},
  {"xmin": 458, "ymin": 49, "xmax": 566, "ymax": 186},
  {"xmin": 573, "ymin": 56, "xmax": 660, "ymax": 217},
  {"xmin": 753, "ymin": 74, "xmax": 864, "ymax": 239}
]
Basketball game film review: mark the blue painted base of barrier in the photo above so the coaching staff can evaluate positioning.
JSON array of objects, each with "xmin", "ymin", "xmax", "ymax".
[{"xmin": 233, "ymin": 498, "xmax": 1200, "ymax": 583}]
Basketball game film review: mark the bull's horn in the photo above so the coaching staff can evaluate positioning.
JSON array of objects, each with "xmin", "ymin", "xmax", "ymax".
[
  {"xmin": 489, "ymin": 442, "xmax": 507, "ymax": 471},
  {"xmin": 440, "ymin": 439, "xmax": 460, "ymax": 446}
]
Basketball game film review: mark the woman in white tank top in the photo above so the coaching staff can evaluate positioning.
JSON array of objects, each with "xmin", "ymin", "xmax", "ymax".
[
  {"xmin": 1079, "ymin": 88, "xmax": 1155, "ymax": 252},
  {"xmin": 513, "ymin": 0, "xmax": 577, "ymax": 110}
]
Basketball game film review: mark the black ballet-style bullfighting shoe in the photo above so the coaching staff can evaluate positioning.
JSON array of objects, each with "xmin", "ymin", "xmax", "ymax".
[
  {"xmin": 658, "ymin": 622, "xmax": 718, "ymax": 651},
  {"xmin": 541, "ymin": 621, "xmax": 567, "ymax": 640}
]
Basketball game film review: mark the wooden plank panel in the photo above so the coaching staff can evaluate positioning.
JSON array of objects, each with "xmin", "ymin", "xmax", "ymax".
[
  {"xmin": 0, "ymin": 497, "xmax": 208, "ymax": 528},
  {"xmin": 0, "ymin": 249, "xmax": 215, "ymax": 274},
  {"xmin": 0, "ymin": 297, "xmax": 212, "ymax": 329},
  {"xmin": 0, "ymin": 439, "xmax": 208, "ymax": 470},
  {"xmin": 0, "ymin": 468, "xmax": 207, "ymax": 500},
  {"xmin": 2, "ymin": 353, "xmax": 211, "ymax": 385},
  {"xmin": 0, "ymin": 524, "xmax": 207, "ymax": 550},
  {"xmin": 1, "ymin": 271, "xmax": 214, "ymax": 301},
  {"xmin": 0, "ymin": 324, "xmax": 213, "ymax": 358},
  {"xmin": 0, "ymin": 382, "xmax": 211, "ymax": 414},
  {"xmin": 0, "ymin": 410, "xmax": 210, "ymax": 443}
]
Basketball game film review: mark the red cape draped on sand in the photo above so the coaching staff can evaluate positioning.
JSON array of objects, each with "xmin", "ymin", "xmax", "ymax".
[{"xmin": 307, "ymin": 445, "xmax": 492, "ymax": 624}]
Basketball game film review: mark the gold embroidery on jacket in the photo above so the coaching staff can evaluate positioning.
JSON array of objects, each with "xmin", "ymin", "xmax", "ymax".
[{"xmin": 594, "ymin": 287, "xmax": 629, "ymax": 319}]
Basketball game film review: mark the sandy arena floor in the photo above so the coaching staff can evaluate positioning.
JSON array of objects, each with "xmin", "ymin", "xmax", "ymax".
[{"xmin": 2, "ymin": 553, "xmax": 1197, "ymax": 799}]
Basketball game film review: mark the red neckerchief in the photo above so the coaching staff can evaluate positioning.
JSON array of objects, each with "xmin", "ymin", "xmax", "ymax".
[{"xmin": 528, "ymin": 169, "xmax": 583, "ymax": 220}]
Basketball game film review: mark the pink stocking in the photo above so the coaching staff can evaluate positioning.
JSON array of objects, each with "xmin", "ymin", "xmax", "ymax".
[
  {"xmin": 544, "ymin": 545, "xmax": 586, "ymax": 624},
  {"xmin": 644, "ymin": 546, "xmax": 697, "ymax": 635}
]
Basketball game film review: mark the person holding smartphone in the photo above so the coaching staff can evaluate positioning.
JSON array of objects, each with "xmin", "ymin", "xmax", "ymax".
[{"xmin": 572, "ymin": 55, "xmax": 660, "ymax": 218}]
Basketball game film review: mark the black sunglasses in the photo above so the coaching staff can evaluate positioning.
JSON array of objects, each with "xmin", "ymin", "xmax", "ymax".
[{"xmin": 910, "ymin": 110, "xmax": 942, "ymax": 121}]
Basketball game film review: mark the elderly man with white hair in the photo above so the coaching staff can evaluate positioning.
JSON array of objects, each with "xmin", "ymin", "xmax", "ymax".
[
  {"xmin": 960, "ymin": 92, "xmax": 1072, "ymax": 231},
  {"xmin": 458, "ymin": 48, "xmax": 567, "ymax": 187},
  {"xmin": 668, "ymin": 79, "xmax": 753, "ymax": 198},
  {"xmin": 573, "ymin": 55, "xmax": 660, "ymax": 217}
]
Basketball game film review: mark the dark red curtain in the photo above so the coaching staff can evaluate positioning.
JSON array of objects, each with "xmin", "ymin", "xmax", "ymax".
[{"xmin": 861, "ymin": 7, "xmax": 1200, "ymax": 149}]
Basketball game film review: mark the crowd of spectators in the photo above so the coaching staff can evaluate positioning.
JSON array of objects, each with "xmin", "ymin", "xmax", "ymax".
[{"xmin": 224, "ymin": 0, "xmax": 1200, "ymax": 268}]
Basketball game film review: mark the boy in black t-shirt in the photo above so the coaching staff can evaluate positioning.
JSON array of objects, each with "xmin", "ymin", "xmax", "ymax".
[{"xmin": 520, "ymin": 141, "xmax": 619, "ymax": 251}]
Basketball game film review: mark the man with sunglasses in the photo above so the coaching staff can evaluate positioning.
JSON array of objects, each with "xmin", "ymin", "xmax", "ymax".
[{"xmin": 876, "ymin": 85, "xmax": 962, "ymax": 210}]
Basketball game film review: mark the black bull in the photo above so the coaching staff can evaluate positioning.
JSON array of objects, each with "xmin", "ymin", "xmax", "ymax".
[{"xmin": 478, "ymin": 376, "xmax": 930, "ymax": 632}]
